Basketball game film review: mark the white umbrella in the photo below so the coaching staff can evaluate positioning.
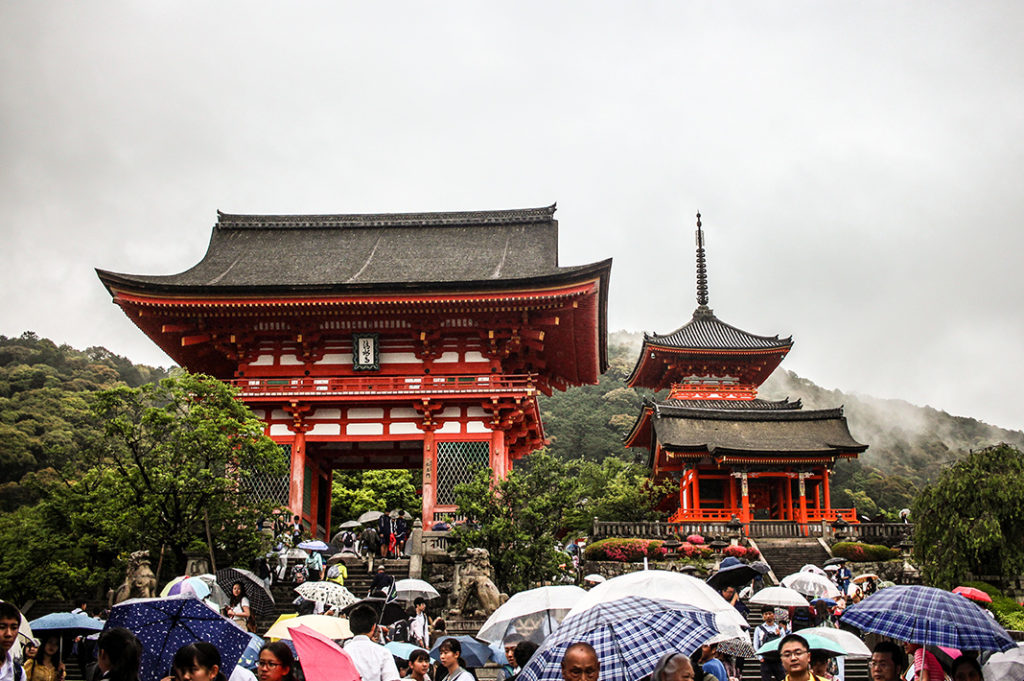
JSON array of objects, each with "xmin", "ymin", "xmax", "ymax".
[
  {"xmin": 781, "ymin": 572, "xmax": 842, "ymax": 598},
  {"xmin": 477, "ymin": 585, "xmax": 586, "ymax": 644},
  {"xmin": 800, "ymin": 564, "xmax": 827, "ymax": 576},
  {"xmin": 583, "ymin": 574, "xmax": 606, "ymax": 584},
  {"xmin": 853, "ymin": 573, "xmax": 879, "ymax": 584},
  {"xmin": 264, "ymin": 614, "xmax": 352, "ymax": 640},
  {"xmin": 394, "ymin": 578, "xmax": 440, "ymax": 601},
  {"xmin": 358, "ymin": 510, "xmax": 384, "ymax": 524},
  {"xmin": 294, "ymin": 581, "xmax": 358, "ymax": 608},
  {"xmin": 824, "ymin": 564, "xmax": 841, "ymax": 572},
  {"xmin": 566, "ymin": 569, "xmax": 749, "ymax": 632},
  {"xmin": 749, "ymin": 587, "xmax": 811, "ymax": 608},
  {"xmin": 798, "ymin": 627, "xmax": 872, "ymax": 658},
  {"xmin": 983, "ymin": 642, "xmax": 1024, "ymax": 681}
]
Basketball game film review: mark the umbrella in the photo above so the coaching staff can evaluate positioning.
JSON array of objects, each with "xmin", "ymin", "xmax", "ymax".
[
  {"xmin": 295, "ymin": 582, "xmax": 358, "ymax": 609},
  {"xmin": 386, "ymin": 641, "xmax": 428, "ymax": 660},
  {"xmin": 800, "ymin": 565, "xmax": 827, "ymax": 576},
  {"xmin": 705, "ymin": 631, "xmax": 755, "ymax": 657},
  {"xmin": 358, "ymin": 510, "xmax": 384, "ymax": 524},
  {"xmin": 161, "ymin": 576, "xmax": 212, "ymax": 600},
  {"xmin": 238, "ymin": 632, "xmax": 265, "ymax": 670},
  {"xmin": 823, "ymin": 565, "xmax": 840, "ymax": 572},
  {"xmin": 477, "ymin": 585, "xmax": 586, "ymax": 644},
  {"xmin": 566, "ymin": 570, "xmax": 748, "ymax": 632},
  {"xmin": 841, "ymin": 585, "xmax": 1016, "ymax": 652},
  {"xmin": 216, "ymin": 567, "xmax": 276, "ymax": 617},
  {"xmin": 298, "ymin": 540, "xmax": 330, "ymax": 552},
  {"xmin": 192, "ymin": 574, "xmax": 231, "ymax": 609},
  {"xmin": 952, "ymin": 586, "xmax": 993, "ymax": 603},
  {"xmin": 749, "ymin": 587, "xmax": 810, "ymax": 608},
  {"xmin": 757, "ymin": 632, "xmax": 846, "ymax": 657},
  {"xmin": 518, "ymin": 597, "xmax": 721, "ymax": 681},
  {"xmin": 264, "ymin": 614, "xmax": 353, "ymax": 641},
  {"xmin": 798, "ymin": 627, "xmax": 871, "ymax": 658},
  {"xmin": 781, "ymin": 572, "xmax": 842, "ymax": 599},
  {"xmin": 853, "ymin": 574, "xmax": 879, "ymax": 584},
  {"xmin": 706, "ymin": 557, "xmax": 760, "ymax": 591},
  {"xmin": 342, "ymin": 597, "xmax": 407, "ymax": 626},
  {"xmin": 106, "ymin": 595, "xmax": 250, "ymax": 681},
  {"xmin": 430, "ymin": 635, "xmax": 500, "ymax": 668},
  {"xmin": 282, "ymin": 548, "xmax": 309, "ymax": 561},
  {"xmin": 338, "ymin": 520, "xmax": 362, "ymax": 529},
  {"xmin": 29, "ymin": 612, "xmax": 104, "ymax": 634},
  {"xmin": 824, "ymin": 557, "xmax": 848, "ymax": 566},
  {"xmin": 583, "ymin": 574, "xmax": 606, "ymax": 584},
  {"xmin": 877, "ymin": 580, "xmax": 896, "ymax": 589},
  {"xmin": 810, "ymin": 598, "xmax": 837, "ymax": 608},
  {"xmin": 982, "ymin": 642, "xmax": 1024, "ymax": 681},
  {"xmin": 289, "ymin": 624, "xmax": 360, "ymax": 681},
  {"xmin": 394, "ymin": 579, "xmax": 441, "ymax": 602}
]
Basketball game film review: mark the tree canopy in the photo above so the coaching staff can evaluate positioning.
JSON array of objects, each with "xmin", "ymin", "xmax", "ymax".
[{"xmin": 912, "ymin": 443, "xmax": 1024, "ymax": 588}]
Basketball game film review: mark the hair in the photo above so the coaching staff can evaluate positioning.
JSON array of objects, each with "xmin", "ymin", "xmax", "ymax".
[
  {"xmin": 777, "ymin": 634, "xmax": 809, "ymax": 653},
  {"xmin": 395, "ymin": 657, "xmax": 410, "ymax": 675},
  {"xmin": 413, "ymin": 597, "xmax": 426, "ymax": 607},
  {"xmin": 438, "ymin": 638, "xmax": 465, "ymax": 668},
  {"xmin": 433, "ymin": 618, "xmax": 446, "ymax": 633},
  {"xmin": 97, "ymin": 627, "xmax": 142, "ymax": 681},
  {"xmin": 652, "ymin": 652, "xmax": 694, "ymax": 681},
  {"xmin": 872, "ymin": 642, "xmax": 908, "ymax": 672},
  {"xmin": 349, "ymin": 605, "xmax": 378, "ymax": 636},
  {"xmin": 761, "ymin": 606, "xmax": 775, "ymax": 616},
  {"xmin": 688, "ymin": 649, "xmax": 705, "ymax": 681},
  {"xmin": 172, "ymin": 643, "xmax": 226, "ymax": 681},
  {"xmin": 409, "ymin": 649, "xmax": 432, "ymax": 665},
  {"xmin": 950, "ymin": 656, "xmax": 983, "ymax": 680},
  {"xmin": 258, "ymin": 642, "xmax": 296, "ymax": 681},
  {"xmin": 0, "ymin": 601, "xmax": 21, "ymax": 624},
  {"xmin": 229, "ymin": 582, "xmax": 247, "ymax": 608},
  {"xmin": 562, "ymin": 643, "xmax": 598, "ymax": 670},
  {"xmin": 34, "ymin": 634, "xmax": 62, "ymax": 669},
  {"xmin": 810, "ymin": 651, "xmax": 831, "ymax": 668},
  {"xmin": 514, "ymin": 642, "xmax": 539, "ymax": 669}
]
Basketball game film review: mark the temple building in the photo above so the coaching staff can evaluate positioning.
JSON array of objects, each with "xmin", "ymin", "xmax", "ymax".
[
  {"xmin": 623, "ymin": 214, "xmax": 866, "ymax": 530},
  {"xmin": 97, "ymin": 205, "xmax": 612, "ymax": 536}
]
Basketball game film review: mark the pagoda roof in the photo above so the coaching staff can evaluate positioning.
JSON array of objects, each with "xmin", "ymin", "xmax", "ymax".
[
  {"xmin": 623, "ymin": 396, "xmax": 802, "ymax": 448},
  {"xmin": 650, "ymin": 405, "xmax": 867, "ymax": 458},
  {"xmin": 97, "ymin": 205, "xmax": 611, "ymax": 294},
  {"xmin": 643, "ymin": 306, "xmax": 793, "ymax": 352}
]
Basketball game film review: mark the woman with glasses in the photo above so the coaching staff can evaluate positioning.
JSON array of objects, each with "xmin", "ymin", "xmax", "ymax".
[{"xmin": 256, "ymin": 643, "xmax": 295, "ymax": 681}]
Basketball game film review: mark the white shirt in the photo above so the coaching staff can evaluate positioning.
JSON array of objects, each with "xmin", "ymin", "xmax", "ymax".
[
  {"xmin": 1, "ymin": 649, "xmax": 16, "ymax": 681},
  {"xmin": 410, "ymin": 612, "xmax": 429, "ymax": 647},
  {"xmin": 344, "ymin": 635, "xmax": 400, "ymax": 681},
  {"xmin": 229, "ymin": 665, "xmax": 257, "ymax": 681}
]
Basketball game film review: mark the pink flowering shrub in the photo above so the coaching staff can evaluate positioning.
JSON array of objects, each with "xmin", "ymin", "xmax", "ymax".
[
  {"xmin": 686, "ymin": 534, "xmax": 705, "ymax": 545},
  {"xmin": 721, "ymin": 545, "xmax": 761, "ymax": 560},
  {"xmin": 678, "ymin": 542, "xmax": 713, "ymax": 559},
  {"xmin": 584, "ymin": 538, "xmax": 669, "ymax": 562}
]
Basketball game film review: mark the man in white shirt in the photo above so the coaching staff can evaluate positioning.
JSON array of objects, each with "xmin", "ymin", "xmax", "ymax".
[
  {"xmin": 410, "ymin": 598, "xmax": 429, "ymax": 649},
  {"xmin": 0, "ymin": 602, "xmax": 23, "ymax": 681},
  {"xmin": 344, "ymin": 605, "xmax": 400, "ymax": 681}
]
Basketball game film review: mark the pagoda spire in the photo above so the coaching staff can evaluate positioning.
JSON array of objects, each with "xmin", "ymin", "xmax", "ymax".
[{"xmin": 695, "ymin": 211, "xmax": 710, "ymax": 310}]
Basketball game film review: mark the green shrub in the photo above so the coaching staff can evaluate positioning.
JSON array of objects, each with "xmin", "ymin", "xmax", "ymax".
[
  {"xmin": 584, "ymin": 538, "xmax": 668, "ymax": 562},
  {"xmin": 831, "ymin": 541, "xmax": 900, "ymax": 562},
  {"xmin": 960, "ymin": 580, "xmax": 1024, "ymax": 630}
]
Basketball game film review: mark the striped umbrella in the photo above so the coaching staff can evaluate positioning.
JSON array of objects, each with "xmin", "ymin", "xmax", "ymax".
[
  {"xmin": 518, "ymin": 597, "xmax": 720, "ymax": 681},
  {"xmin": 841, "ymin": 585, "xmax": 1015, "ymax": 652}
]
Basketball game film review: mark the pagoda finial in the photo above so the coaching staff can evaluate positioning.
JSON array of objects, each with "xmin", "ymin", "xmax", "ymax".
[{"xmin": 695, "ymin": 211, "xmax": 709, "ymax": 307}]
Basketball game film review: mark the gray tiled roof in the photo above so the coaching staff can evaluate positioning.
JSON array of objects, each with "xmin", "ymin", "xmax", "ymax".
[
  {"xmin": 645, "ymin": 306, "xmax": 792, "ymax": 351},
  {"xmin": 657, "ymin": 398, "xmax": 803, "ymax": 411},
  {"xmin": 97, "ymin": 205, "xmax": 611, "ymax": 293}
]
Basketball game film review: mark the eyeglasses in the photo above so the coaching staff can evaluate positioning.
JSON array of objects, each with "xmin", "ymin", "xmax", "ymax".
[
  {"xmin": 256, "ymin": 661, "xmax": 282, "ymax": 669},
  {"xmin": 780, "ymin": 650, "xmax": 809, "ymax": 659},
  {"xmin": 869, "ymin": 661, "xmax": 894, "ymax": 668}
]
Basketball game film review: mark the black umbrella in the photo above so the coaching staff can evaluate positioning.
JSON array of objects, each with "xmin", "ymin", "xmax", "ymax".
[
  {"xmin": 342, "ymin": 597, "xmax": 407, "ymax": 626},
  {"xmin": 215, "ymin": 567, "xmax": 276, "ymax": 617},
  {"xmin": 707, "ymin": 562, "xmax": 760, "ymax": 591},
  {"xmin": 823, "ymin": 557, "xmax": 848, "ymax": 566}
]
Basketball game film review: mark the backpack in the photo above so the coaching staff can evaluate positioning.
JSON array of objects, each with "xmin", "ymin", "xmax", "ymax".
[
  {"xmin": 390, "ymin": 617, "xmax": 412, "ymax": 643},
  {"xmin": 758, "ymin": 622, "xmax": 781, "ymax": 647}
]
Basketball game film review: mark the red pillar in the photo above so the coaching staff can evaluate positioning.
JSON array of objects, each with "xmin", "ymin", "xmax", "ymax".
[
  {"xmin": 740, "ymin": 473, "xmax": 751, "ymax": 526},
  {"xmin": 691, "ymin": 470, "xmax": 701, "ymax": 513},
  {"xmin": 728, "ymin": 475, "xmax": 737, "ymax": 514},
  {"xmin": 798, "ymin": 473, "xmax": 808, "ymax": 533},
  {"xmin": 679, "ymin": 470, "xmax": 687, "ymax": 511},
  {"xmin": 421, "ymin": 431, "xmax": 436, "ymax": 528},
  {"xmin": 289, "ymin": 431, "xmax": 306, "ymax": 519},
  {"xmin": 490, "ymin": 429, "xmax": 507, "ymax": 480},
  {"xmin": 822, "ymin": 468, "xmax": 832, "ymax": 514},
  {"xmin": 785, "ymin": 476, "xmax": 794, "ymax": 520}
]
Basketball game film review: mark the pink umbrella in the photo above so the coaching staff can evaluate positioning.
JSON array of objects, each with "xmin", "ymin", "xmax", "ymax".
[{"xmin": 289, "ymin": 624, "xmax": 360, "ymax": 681}]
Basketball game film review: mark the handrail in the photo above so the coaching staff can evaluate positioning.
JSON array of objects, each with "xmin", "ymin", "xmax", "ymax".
[{"xmin": 228, "ymin": 373, "xmax": 538, "ymax": 398}]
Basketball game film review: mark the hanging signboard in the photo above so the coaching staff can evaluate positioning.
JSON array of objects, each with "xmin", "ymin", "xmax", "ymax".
[{"xmin": 352, "ymin": 333, "xmax": 379, "ymax": 371}]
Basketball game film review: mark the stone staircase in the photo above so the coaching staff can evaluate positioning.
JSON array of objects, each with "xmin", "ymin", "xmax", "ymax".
[{"xmin": 754, "ymin": 538, "xmax": 832, "ymax": 584}]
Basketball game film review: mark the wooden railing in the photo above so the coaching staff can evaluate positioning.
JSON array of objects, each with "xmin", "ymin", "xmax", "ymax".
[
  {"xmin": 806, "ymin": 508, "xmax": 858, "ymax": 523},
  {"xmin": 228, "ymin": 374, "xmax": 538, "ymax": 399},
  {"xmin": 669, "ymin": 508, "xmax": 742, "ymax": 523},
  {"xmin": 748, "ymin": 521, "xmax": 805, "ymax": 538},
  {"xmin": 594, "ymin": 518, "xmax": 915, "ymax": 542}
]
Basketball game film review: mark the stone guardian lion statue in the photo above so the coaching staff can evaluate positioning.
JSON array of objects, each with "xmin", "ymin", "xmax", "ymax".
[
  {"xmin": 109, "ymin": 550, "xmax": 158, "ymax": 606},
  {"xmin": 451, "ymin": 547, "xmax": 508, "ymax": 617}
]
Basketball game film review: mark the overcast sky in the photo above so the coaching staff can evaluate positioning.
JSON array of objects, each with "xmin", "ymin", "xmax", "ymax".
[{"xmin": 3, "ymin": 2, "xmax": 1023, "ymax": 431}]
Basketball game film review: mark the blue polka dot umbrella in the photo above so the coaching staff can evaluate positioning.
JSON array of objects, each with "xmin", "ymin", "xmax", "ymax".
[
  {"xmin": 106, "ymin": 595, "xmax": 251, "ymax": 681},
  {"xmin": 841, "ymin": 585, "xmax": 1015, "ymax": 652},
  {"xmin": 517, "ymin": 597, "xmax": 721, "ymax": 681}
]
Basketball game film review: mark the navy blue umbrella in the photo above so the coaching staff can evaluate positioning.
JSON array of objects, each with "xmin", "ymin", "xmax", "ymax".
[{"xmin": 106, "ymin": 596, "xmax": 251, "ymax": 681}]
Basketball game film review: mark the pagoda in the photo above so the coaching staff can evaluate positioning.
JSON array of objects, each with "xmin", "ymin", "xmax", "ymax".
[
  {"xmin": 623, "ymin": 213, "xmax": 866, "ymax": 531},
  {"xmin": 97, "ymin": 205, "xmax": 611, "ymax": 537}
]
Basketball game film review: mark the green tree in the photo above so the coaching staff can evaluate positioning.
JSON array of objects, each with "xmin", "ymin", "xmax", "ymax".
[
  {"xmin": 331, "ymin": 468, "xmax": 420, "ymax": 524},
  {"xmin": 912, "ymin": 444, "xmax": 1024, "ymax": 588},
  {"xmin": 70, "ymin": 372, "xmax": 287, "ymax": 569}
]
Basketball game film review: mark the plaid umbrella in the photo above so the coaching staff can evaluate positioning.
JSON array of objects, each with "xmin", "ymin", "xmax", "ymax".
[
  {"xmin": 841, "ymin": 585, "xmax": 1015, "ymax": 652},
  {"xmin": 106, "ymin": 596, "xmax": 250, "ymax": 681},
  {"xmin": 294, "ymin": 581, "xmax": 358, "ymax": 608},
  {"xmin": 216, "ymin": 567, "xmax": 276, "ymax": 617},
  {"xmin": 518, "ymin": 597, "xmax": 720, "ymax": 681}
]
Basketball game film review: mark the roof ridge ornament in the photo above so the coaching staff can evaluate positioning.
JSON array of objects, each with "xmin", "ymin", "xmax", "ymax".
[{"xmin": 695, "ymin": 211, "xmax": 712, "ymax": 314}]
